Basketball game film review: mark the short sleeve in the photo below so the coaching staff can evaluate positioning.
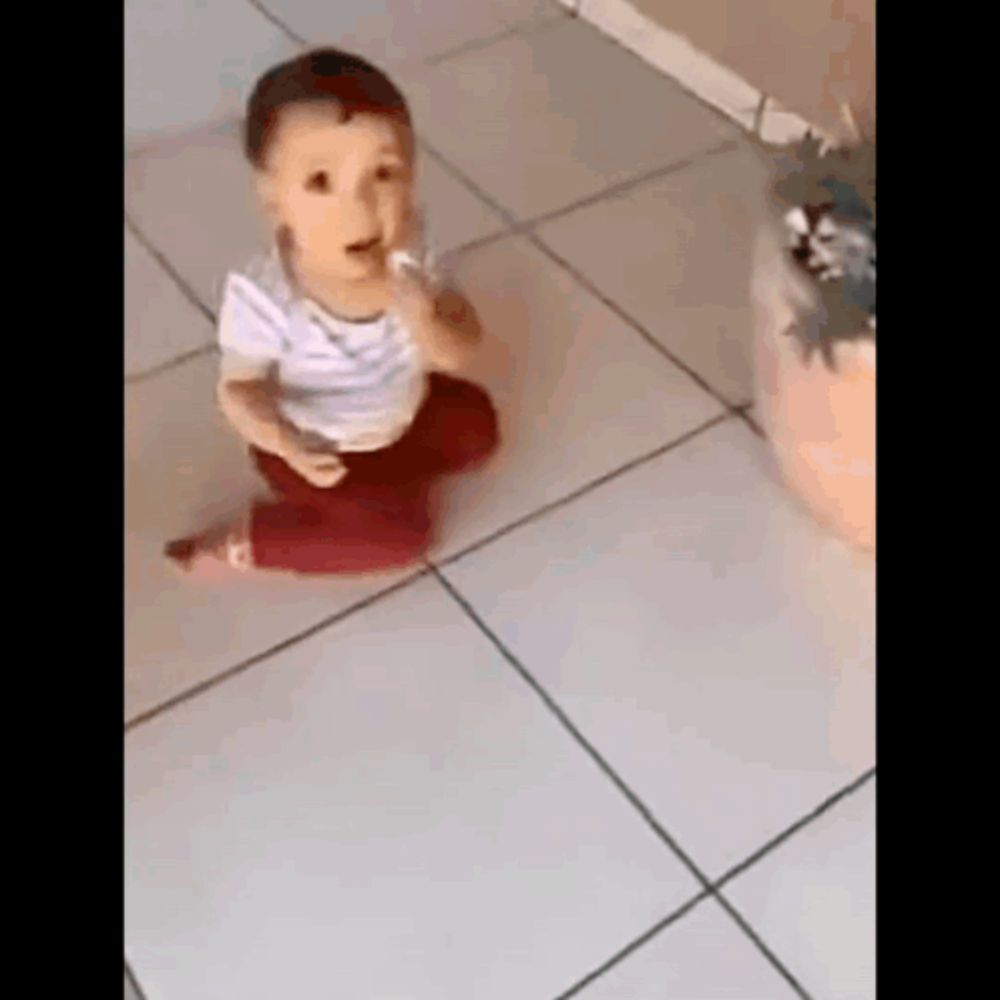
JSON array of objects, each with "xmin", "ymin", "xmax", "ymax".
[{"xmin": 217, "ymin": 272, "xmax": 287, "ymax": 380}]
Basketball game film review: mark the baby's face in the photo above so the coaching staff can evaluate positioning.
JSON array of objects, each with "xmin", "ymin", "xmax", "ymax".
[{"xmin": 259, "ymin": 103, "xmax": 415, "ymax": 280}]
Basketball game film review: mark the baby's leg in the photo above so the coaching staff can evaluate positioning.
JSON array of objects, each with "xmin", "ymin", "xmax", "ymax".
[
  {"xmin": 164, "ymin": 514, "xmax": 252, "ymax": 579},
  {"xmin": 249, "ymin": 487, "xmax": 431, "ymax": 574},
  {"xmin": 400, "ymin": 373, "xmax": 500, "ymax": 476},
  {"xmin": 167, "ymin": 451, "xmax": 433, "ymax": 578},
  {"xmin": 247, "ymin": 374, "xmax": 501, "ymax": 572},
  {"xmin": 247, "ymin": 448, "xmax": 434, "ymax": 575},
  {"xmin": 166, "ymin": 377, "xmax": 496, "ymax": 580}
]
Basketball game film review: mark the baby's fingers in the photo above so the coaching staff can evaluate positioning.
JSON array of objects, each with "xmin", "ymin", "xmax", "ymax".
[
  {"xmin": 316, "ymin": 461, "xmax": 345, "ymax": 478},
  {"xmin": 315, "ymin": 471, "xmax": 347, "ymax": 488},
  {"xmin": 306, "ymin": 461, "xmax": 347, "ymax": 488}
]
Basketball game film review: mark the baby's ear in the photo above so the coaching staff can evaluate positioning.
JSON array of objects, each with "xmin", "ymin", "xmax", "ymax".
[
  {"xmin": 254, "ymin": 173, "xmax": 281, "ymax": 224},
  {"xmin": 402, "ymin": 200, "xmax": 425, "ymax": 248}
]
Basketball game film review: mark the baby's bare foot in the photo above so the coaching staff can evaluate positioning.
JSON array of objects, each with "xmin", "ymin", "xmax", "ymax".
[{"xmin": 165, "ymin": 520, "xmax": 250, "ymax": 581}]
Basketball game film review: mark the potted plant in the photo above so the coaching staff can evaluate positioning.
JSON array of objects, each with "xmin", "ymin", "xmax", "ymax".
[{"xmin": 750, "ymin": 112, "xmax": 875, "ymax": 552}]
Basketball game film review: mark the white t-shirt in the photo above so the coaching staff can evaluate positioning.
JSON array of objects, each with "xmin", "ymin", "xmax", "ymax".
[{"xmin": 217, "ymin": 250, "xmax": 428, "ymax": 453}]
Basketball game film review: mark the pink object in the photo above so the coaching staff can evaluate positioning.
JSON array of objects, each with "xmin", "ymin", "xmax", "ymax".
[{"xmin": 751, "ymin": 221, "xmax": 875, "ymax": 552}]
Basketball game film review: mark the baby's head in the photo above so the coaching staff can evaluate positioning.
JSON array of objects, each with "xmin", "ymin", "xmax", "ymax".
[{"xmin": 245, "ymin": 49, "xmax": 416, "ymax": 281}]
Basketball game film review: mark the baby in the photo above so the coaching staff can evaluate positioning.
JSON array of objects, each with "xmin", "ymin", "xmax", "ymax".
[{"xmin": 166, "ymin": 49, "xmax": 499, "ymax": 577}]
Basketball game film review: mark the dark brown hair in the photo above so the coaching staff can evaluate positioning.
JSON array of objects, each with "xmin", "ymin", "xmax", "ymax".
[{"xmin": 244, "ymin": 48, "xmax": 413, "ymax": 170}]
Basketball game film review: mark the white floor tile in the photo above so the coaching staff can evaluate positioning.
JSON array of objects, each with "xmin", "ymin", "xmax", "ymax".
[
  {"xmin": 125, "ymin": 121, "xmax": 273, "ymax": 315},
  {"xmin": 125, "ymin": 0, "xmax": 297, "ymax": 148},
  {"xmin": 260, "ymin": 0, "xmax": 513, "ymax": 68},
  {"xmin": 416, "ymin": 153, "xmax": 512, "ymax": 255},
  {"xmin": 579, "ymin": 0, "xmax": 762, "ymax": 133},
  {"xmin": 124, "ymin": 354, "xmax": 417, "ymax": 723},
  {"xmin": 444, "ymin": 420, "xmax": 876, "ymax": 877},
  {"xmin": 500, "ymin": 0, "xmax": 570, "ymax": 28},
  {"xmin": 124, "ymin": 228, "xmax": 214, "ymax": 378},
  {"xmin": 431, "ymin": 235, "xmax": 724, "ymax": 559},
  {"xmin": 574, "ymin": 897, "xmax": 801, "ymax": 999},
  {"xmin": 537, "ymin": 145, "xmax": 769, "ymax": 405},
  {"xmin": 126, "ymin": 576, "xmax": 700, "ymax": 1000},
  {"xmin": 726, "ymin": 779, "xmax": 876, "ymax": 1000},
  {"xmin": 404, "ymin": 18, "xmax": 737, "ymax": 220}
]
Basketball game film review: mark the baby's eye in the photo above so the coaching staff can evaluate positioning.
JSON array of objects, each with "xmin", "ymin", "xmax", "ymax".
[
  {"xmin": 305, "ymin": 171, "xmax": 331, "ymax": 193},
  {"xmin": 375, "ymin": 165, "xmax": 397, "ymax": 182}
]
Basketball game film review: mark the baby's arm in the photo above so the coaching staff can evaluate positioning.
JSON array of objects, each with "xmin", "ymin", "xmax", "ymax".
[
  {"xmin": 431, "ymin": 286, "xmax": 483, "ymax": 366},
  {"xmin": 217, "ymin": 273, "xmax": 345, "ymax": 487},
  {"xmin": 217, "ymin": 372, "xmax": 296, "ymax": 457},
  {"xmin": 391, "ymin": 257, "xmax": 482, "ymax": 373},
  {"xmin": 218, "ymin": 373, "xmax": 346, "ymax": 488}
]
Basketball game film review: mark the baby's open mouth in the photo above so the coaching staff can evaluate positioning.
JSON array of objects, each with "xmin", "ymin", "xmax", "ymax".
[{"xmin": 345, "ymin": 236, "xmax": 382, "ymax": 255}]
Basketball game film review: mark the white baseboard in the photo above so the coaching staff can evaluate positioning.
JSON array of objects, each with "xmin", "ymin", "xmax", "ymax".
[{"xmin": 559, "ymin": 0, "xmax": 821, "ymax": 145}]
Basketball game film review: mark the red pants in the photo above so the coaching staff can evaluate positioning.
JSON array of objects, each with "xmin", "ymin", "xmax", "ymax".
[{"xmin": 249, "ymin": 373, "xmax": 499, "ymax": 575}]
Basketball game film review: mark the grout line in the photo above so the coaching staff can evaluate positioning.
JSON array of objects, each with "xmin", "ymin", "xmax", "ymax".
[
  {"xmin": 520, "ymin": 139, "xmax": 740, "ymax": 231},
  {"xmin": 550, "ymin": 767, "xmax": 875, "ymax": 998},
  {"xmin": 709, "ymin": 893, "xmax": 814, "ymax": 999},
  {"xmin": 125, "ymin": 214, "xmax": 216, "ymax": 325},
  {"xmin": 738, "ymin": 406, "xmax": 764, "ymax": 439},
  {"xmin": 432, "ymin": 564, "xmax": 718, "ymax": 890},
  {"xmin": 126, "ymin": 115, "xmax": 241, "ymax": 161},
  {"xmin": 425, "ymin": 25, "xmax": 521, "ymax": 66},
  {"xmin": 753, "ymin": 94, "xmax": 769, "ymax": 136},
  {"xmin": 444, "ymin": 225, "xmax": 518, "ymax": 260},
  {"xmin": 526, "ymin": 228, "xmax": 742, "ymax": 413},
  {"xmin": 434, "ymin": 411, "xmax": 733, "ymax": 568},
  {"xmin": 442, "ymin": 138, "xmax": 742, "ymax": 262},
  {"xmin": 125, "ymin": 344, "xmax": 218, "ymax": 387},
  {"xmin": 124, "ymin": 960, "xmax": 148, "ymax": 1000},
  {"xmin": 435, "ymin": 137, "xmax": 741, "ymax": 253},
  {"xmin": 416, "ymin": 139, "xmax": 520, "ymax": 228},
  {"xmin": 713, "ymin": 766, "xmax": 876, "ymax": 893},
  {"xmin": 433, "ymin": 565, "xmax": 815, "ymax": 999},
  {"xmin": 245, "ymin": 0, "xmax": 307, "ymax": 45},
  {"xmin": 124, "ymin": 568, "xmax": 430, "ymax": 733},
  {"xmin": 551, "ymin": 889, "xmax": 713, "ymax": 1000}
]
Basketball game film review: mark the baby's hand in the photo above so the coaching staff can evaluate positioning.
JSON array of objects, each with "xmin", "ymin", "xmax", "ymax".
[
  {"xmin": 390, "ymin": 254, "xmax": 437, "ymax": 324},
  {"xmin": 285, "ymin": 444, "xmax": 347, "ymax": 488}
]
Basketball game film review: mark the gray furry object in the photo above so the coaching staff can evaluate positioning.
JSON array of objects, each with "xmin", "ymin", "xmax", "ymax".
[{"xmin": 766, "ymin": 134, "xmax": 876, "ymax": 369}]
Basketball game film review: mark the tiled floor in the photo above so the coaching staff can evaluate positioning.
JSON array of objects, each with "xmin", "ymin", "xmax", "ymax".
[{"xmin": 124, "ymin": 3, "xmax": 875, "ymax": 999}]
